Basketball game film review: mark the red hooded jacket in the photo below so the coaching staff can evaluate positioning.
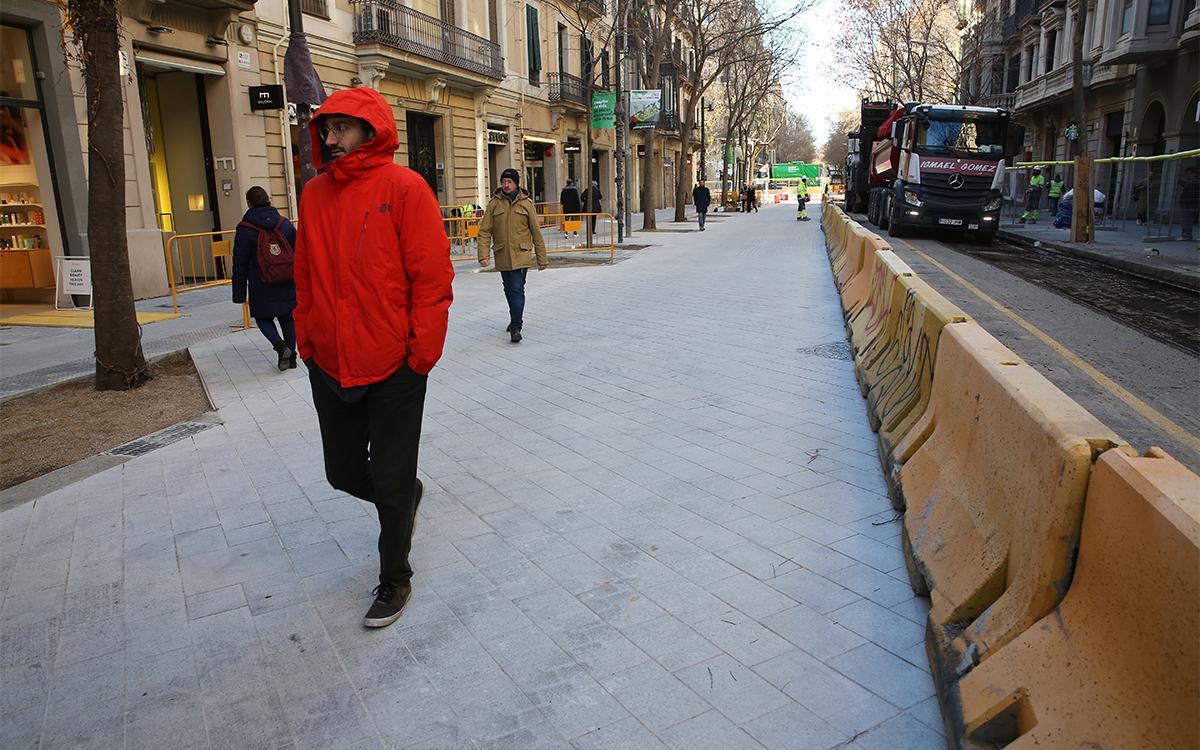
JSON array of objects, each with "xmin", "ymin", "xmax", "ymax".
[{"xmin": 294, "ymin": 88, "xmax": 454, "ymax": 386}]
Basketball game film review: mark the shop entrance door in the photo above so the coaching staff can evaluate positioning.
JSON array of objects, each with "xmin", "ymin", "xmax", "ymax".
[
  {"xmin": 524, "ymin": 142, "xmax": 546, "ymax": 202},
  {"xmin": 406, "ymin": 112, "xmax": 439, "ymax": 198},
  {"xmin": 138, "ymin": 66, "xmax": 221, "ymax": 283}
]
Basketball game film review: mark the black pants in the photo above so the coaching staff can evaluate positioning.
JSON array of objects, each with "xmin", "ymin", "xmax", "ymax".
[
  {"xmin": 255, "ymin": 314, "xmax": 295, "ymax": 350},
  {"xmin": 308, "ymin": 363, "xmax": 426, "ymax": 587}
]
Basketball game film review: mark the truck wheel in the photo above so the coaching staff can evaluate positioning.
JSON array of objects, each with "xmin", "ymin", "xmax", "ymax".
[
  {"xmin": 878, "ymin": 196, "xmax": 890, "ymax": 230},
  {"xmin": 887, "ymin": 206, "xmax": 906, "ymax": 238}
]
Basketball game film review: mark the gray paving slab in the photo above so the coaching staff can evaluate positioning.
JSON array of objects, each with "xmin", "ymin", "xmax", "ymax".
[{"xmin": 0, "ymin": 203, "xmax": 941, "ymax": 748}]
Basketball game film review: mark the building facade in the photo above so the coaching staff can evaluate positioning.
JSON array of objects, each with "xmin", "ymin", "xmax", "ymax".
[
  {"xmin": 3, "ymin": 0, "xmax": 688, "ymax": 305},
  {"xmin": 959, "ymin": 0, "xmax": 1199, "ymax": 218}
]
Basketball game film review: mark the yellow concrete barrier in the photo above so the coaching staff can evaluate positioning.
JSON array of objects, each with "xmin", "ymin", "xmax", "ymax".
[
  {"xmin": 833, "ymin": 225, "xmax": 870, "ymax": 290},
  {"xmin": 948, "ymin": 447, "xmax": 1199, "ymax": 749},
  {"xmin": 846, "ymin": 250, "xmax": 914, "ymax": 365},
  {"xmin": 898, "ymin": 322, "xmax": 1127, "ymax": 684},
  {"xmin": 837, "ymin": 235, "xmax": 891, "ymax": 318},
  {"xmin": 824, "ymin": 210, "xmax": 850, "ymax": 270},
  {"xmin": 865, "ymin": 276, "xmax": 969, "ymax": 481}
]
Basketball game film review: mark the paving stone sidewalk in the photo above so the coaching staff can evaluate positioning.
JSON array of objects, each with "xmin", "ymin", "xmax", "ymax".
[{"xmin": 0, "ymin": 203, "xmax": 942, "ymax": 749}]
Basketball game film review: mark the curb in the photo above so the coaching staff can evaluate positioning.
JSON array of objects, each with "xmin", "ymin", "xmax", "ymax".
[{"xmin": 997, "ymin": 228, "xmax": 1199, "ymax": 292}]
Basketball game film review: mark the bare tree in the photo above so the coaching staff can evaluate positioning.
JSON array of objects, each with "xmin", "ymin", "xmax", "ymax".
[
  {"xmin": 775, "ymin": 109, "xmax": 817, "ymax": 163},
  {"xmin": 834, "ymin": 0, "xmax": 961, "ymax": 104},
  {"xmin": 61, "ymin": 0, "xmax": 150, "ymax": 390},
  {"xmin": 1070, "ymin": 1, "xmax": 1093, "ymax": 243},
  {"xmin": 819, "ymin": 107, "xmax": 858, "ymax": 167},
  {"xmin": 714, "ymin": 42, "xmax": 787, "ymax": 207},
  {"xmin": 669, "ymin": 0, "xmax": 805, "ymax": 221},
  {"xmin": 628, "ymin": 0, "xmax": 685, "ymax": 229}
]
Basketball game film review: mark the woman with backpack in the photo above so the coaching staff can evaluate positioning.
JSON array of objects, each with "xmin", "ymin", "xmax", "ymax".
[{"xmin": 233, "ymin": 186, "xmax": 299, "ymax": 371}]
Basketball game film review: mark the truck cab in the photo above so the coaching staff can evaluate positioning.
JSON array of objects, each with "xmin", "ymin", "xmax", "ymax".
[{"xmin": 868, "ymin": 104, "xmax": 1024, "ymax": 241}]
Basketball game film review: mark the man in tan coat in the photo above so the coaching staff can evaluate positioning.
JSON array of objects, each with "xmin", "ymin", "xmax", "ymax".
[{"xmin": 477, "ymin": 168, "xmax": 548, "ymax": 343}]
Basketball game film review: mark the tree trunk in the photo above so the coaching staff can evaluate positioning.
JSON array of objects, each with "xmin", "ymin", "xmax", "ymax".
[
  {"xmin": 673, "ymin": 92, "xmax": 694, "ymax": 223},
  {"xmin": 72, "ymin": 0, "xmax": 150, "ymax": 390},
  {"xmin": 1070, "ymin": 0, "xmax": 1092, "ymax": 243}
]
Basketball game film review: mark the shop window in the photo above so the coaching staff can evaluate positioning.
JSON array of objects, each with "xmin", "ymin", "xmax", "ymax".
[{"xmin": 0, "ymin": 25, "xmax": 64, "ymax": 294}]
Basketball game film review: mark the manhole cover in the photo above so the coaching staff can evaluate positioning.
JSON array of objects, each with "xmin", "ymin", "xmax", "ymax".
[
  {"xmin": 108, "ymin": 420, "xmax": 215, "ymax": 457},
  {"xmin": 798, "ymin": 341, "xmax": 853, "ymax": 361}
]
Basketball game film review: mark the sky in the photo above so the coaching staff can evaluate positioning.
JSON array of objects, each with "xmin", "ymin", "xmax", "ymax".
[{"xmin": 777, "ymin": 0, "xmax": 860, "ymax": 146}]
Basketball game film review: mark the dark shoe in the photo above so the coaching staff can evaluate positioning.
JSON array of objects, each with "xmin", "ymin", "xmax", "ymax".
[
  {"xmin": 364, "ymin": 582, "xmax": 411, "ymax": 628},
  {"xmin": 288, "ymin": 353, "xmax": 297, "ymax": 369},
  {"xmin": 273, "ymin": 343, "xmax": 291, "ymax": 371},
  {"xmin": 510, "ymin": 329, "xmax": 522, "ymax": 344}
]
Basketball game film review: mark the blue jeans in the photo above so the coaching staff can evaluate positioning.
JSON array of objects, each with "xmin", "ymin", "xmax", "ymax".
[
  {"xmin": 500, "ymin": 268, "xmax": 527, "ymax": 330},
  {"xmin": 255, "ymin": 314, "xmax": 295, "ymax": 350},
  {"xmin": 697, "ymin": 208, "xmax": 707, "ymax": 228}
]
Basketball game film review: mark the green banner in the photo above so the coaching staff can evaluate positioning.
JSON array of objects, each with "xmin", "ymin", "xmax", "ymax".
[
  {"xmin": 591, "ymin": 92, "xmax": 615, "ymax": 130},
  {"xmin": 770, "ymin": 162, "xmax": 820, "ymax": 181}
]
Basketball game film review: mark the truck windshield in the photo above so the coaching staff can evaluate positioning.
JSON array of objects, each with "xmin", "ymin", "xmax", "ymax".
[{"xmin": 917, "ymin": 120, "xmax": 1006, "ymax": 156}]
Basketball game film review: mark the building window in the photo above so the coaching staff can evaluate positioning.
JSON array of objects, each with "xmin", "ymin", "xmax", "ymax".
[
  {"xmin": 1147, "ymin": 0, "xmax": 1171, "ymax": 24},
  {"xmin": 1044, "ymin": 28, "xmax": 1057, "ymax": 71},
  {"xmin": 557, "ymin": 23, "xmax": 568, "ymax": 73},
  {"xmin": 581, "ymin": 36, "xmax": 594, "ymax": 84},
  {"xmin": 526, "ymin": 5, "xmax": 541, "ymax": 84},
  {"xmin": 600, "ymin": 49, "xmax": 610, "ymax": 88},
  {"xmin": 1005, "ymin": 54, "xmax": 1020, "ymax": 92},
  {"xmin": 1121, "ymin": 0, "xmax": 1134, "ymax": 32},
  {"xmin": 1024, "ymin": 44, "xmax": 1036, "ymax": 81},
  {"xmin": 301, "ymin": 0, "xmax": 329, "ymax": 19}
]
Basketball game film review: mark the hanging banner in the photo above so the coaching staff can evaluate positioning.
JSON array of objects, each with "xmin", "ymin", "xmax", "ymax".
[
  {"xmin": 629, "ymin": 90, "xmax": 662, "ymax": 130},
  {"xmin": 591, "ymin": 91, "xmax": 615, "ymax": 130}
]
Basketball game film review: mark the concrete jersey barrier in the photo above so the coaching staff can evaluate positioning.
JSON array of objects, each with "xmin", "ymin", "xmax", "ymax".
[
  {"xmin": 948, "ymin": 447, "xmax": 1199, "ymax": 749},
  {"xmin": 899, "ymin": 322, "xmax": 1127, "ymax": 679}
]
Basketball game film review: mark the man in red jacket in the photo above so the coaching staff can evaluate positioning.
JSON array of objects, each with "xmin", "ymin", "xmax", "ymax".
[{"xmin": 294, "ymin": 87, "xmax": 454, "ymax": 628}]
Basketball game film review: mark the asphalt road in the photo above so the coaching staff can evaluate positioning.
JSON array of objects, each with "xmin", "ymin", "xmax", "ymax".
[{"xmin": 849, "ymin": 216, "xmax": 1200, "ymax": 473}]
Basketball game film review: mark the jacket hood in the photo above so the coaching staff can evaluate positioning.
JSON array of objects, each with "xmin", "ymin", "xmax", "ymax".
[
  {"xmin": 309, "ymin": 87, "xmax": 399, "ymax": 181},
  {"xmin": 241, "ymin": 205, "xmax": 284, "ymax": 229}
]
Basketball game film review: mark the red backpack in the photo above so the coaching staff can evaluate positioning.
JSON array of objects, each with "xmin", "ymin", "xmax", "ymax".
[{"xmin": 238, "ymin": 217, "xmax": 294, "ymax": 284}]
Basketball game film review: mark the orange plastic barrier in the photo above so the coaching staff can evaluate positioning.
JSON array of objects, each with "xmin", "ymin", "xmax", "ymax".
[
  {"xmin": 898, "ymin": 323, "xmax": 1127, "ymax": 684},
  {"xmin": 948, "ymin": 447, "xmax": 1199, "ymax": 749}
]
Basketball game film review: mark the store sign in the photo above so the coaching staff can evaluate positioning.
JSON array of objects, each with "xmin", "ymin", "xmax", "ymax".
[
  {"xmin": 61, "ymin": 258, "xmax": 92, "ymax": 295},
  {"xmin": 249, "ymin": 85, "xmax": 285, "ymax": 111},
  {"xmin": 591, "ymin": 91, "xmax": 615, "ymax": 130},
  {"xmin": 564, "ymin": 140, "xmax": 582, "ymax": 153},
  {"xmin": 629, "ymin": 90, "xmax": 661, "ymax": 130},
  {"xmin": 487, "ymin": 129, "xmax": 509, "ymax": 145}
]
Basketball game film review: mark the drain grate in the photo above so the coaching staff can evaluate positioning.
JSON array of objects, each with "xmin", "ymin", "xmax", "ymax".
[
  {"xmin": 108, "ymin": 420, "xmax": 215, "ymax": 457},
  {"xmin": 798, "ymin": 341, "xmax": 853, "ymax": 361}
]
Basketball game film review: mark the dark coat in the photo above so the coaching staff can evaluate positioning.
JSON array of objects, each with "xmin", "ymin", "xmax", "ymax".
[
  {"xmin": 232, "ymin": 205, "xmax": 298, "ymax": 319},
  {"xmin": 560, "ymin": 186, "xmax": 582, "ymax": 213},
  {"xmin": 692, "ymin": 185, "xmax": 711, "ymax": 210},
  {"xmin": 581, "ymin": 185, "xmax": 603, "ymax": 212}
]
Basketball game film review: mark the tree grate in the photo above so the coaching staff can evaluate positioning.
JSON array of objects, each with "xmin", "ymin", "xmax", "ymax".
[{"xmin": 107, "ymin": 420, "xmax": 215, "ymax": 457}]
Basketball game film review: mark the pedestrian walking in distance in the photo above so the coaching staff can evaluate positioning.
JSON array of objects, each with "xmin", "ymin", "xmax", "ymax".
[
  {"xmin": 560, "ymin": 178, "xmax": 582, "ymax": 245},
  {"xmin": 692, "ymin": 180, "xmax": 711, "ymax": 231},
  {"xmin": 233, "ymin": 186, "xmax": 298, "ymax": 371},
  {"xmin": 477, "ymin": 168, "xmax": 548, "ymax": 343},
  {"xmin": 294, "ymin": 87, "xmax": 454, "ymax": 629}
]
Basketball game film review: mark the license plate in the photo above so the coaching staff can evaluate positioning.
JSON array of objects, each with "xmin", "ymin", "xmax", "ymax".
[
  {"xmin": 967, "ymin": 223, "xmax": 980, "ymax": 230},
  {"xmin": 938, "ymin": 218, "xmax": 964, "ymax": 226}
]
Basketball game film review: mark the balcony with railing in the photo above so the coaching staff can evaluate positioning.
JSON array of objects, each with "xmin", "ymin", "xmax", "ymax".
[
  {"xmin": 982, "ymin": 91, "xmax": 1017, "ymax": 109},
  {"xmin": 549, "ymin": 72, "xmax": 587, "ymax": 108},
  {"xmin": 576, "ymin": 0, "xmax": 605, "ymax": 17},
  {"xmin": 351, "ymin": 0, "xmax": 504, "ymax": 80},
  {"xmin": 1015, "ymin": 62, "xmax": 1089, "ymax": 111}
]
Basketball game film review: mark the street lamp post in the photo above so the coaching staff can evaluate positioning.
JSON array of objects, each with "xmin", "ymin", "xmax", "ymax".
[{"xmin": 699, "ymin": 97, "xmax": 706, "ymax": 183}]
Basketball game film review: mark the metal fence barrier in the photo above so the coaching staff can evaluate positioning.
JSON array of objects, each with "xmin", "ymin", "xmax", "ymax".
[
  {"xmin": 448, "ymin": 212, "xmax": 617, "ymax": 265},
  {"xmin": 1003, "ymin": 148, "xmax": 1200, "ymax": 240},
  {"xmin": 162, "ymin": 229, "xmax": 249, "ymax": 326}
]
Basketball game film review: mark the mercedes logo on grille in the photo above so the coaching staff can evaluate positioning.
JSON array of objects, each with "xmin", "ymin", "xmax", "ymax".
[{"xmin": 947, "ymin": 173, "xmax": 965, "ymax": 190}]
